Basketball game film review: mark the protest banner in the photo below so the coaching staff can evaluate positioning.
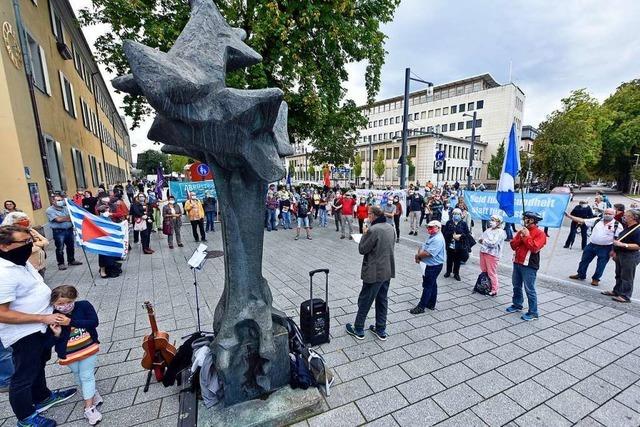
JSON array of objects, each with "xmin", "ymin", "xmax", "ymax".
[
  {"xmin": 168, "ymin": 180, "xmax": 217, "ymax": 202},
  {"xmin": 355, "ymin": 189, "xmax": 407, "ymax": 214},
  {"xmin": 464, "ymin": 191, "xmax": 570, "ymax": 228}
]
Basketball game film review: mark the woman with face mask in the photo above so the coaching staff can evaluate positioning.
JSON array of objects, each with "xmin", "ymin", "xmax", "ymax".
[
  {"xmin": 478, "ymin": 215, "xmax": 507, "ymax": 295},
  {"xmin": 131, "ymin": 194, "xmax": 154, "ymax": 254},
  {"xmin": 1, "ymin": 212, "xmax": 49, "ymax": 277},
  {"xmin": 162, "ymin": 196, "xmax": 184, "ymax": 249},
  {"xmin": 356, "ymin": 198, "xmax": 369, "ymax": 234},
  {"xmin": 442, "ymin": 208, "xmax": 471, "ymax": 281}
]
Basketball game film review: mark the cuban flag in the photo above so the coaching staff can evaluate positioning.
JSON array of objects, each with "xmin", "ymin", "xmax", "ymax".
[
  {"xmin": 496, "ymin": 123, "xmax": 520, "ymax": 217},
  {"xmin": 66, "ymin": 200, "xmax": 129, "ymax": 259}
]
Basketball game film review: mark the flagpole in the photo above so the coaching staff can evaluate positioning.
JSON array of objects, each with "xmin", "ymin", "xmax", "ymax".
[{"xmin": 80, "ymin": 244, "xmax": 96, "ymax": 286}]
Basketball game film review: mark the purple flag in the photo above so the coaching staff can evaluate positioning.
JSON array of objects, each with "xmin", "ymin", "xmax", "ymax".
[{"xmin": 155, "ymin": 165, "xmax": 165, "ymax": 200}]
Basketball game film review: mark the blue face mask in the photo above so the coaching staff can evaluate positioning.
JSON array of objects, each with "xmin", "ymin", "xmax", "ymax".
[{"xmin": 453, "ymin": 214, "xmax": 462, "ymax": 222}]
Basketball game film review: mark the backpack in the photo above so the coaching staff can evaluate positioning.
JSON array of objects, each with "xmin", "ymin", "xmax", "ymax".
[
  {"xmin": 473, "ymin": 272, "xmax": 492, "ymax": 295},
  {"xmin": 290, "ymin": 353, "xmax": 315, "ymax": 390}
]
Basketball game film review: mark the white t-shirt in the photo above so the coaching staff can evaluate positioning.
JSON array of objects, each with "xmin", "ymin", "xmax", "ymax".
[
  {"xmin": 0, "ymin": 258, "xmax": 52, "ymax": 346},
  {"xmin": 584, "ymin": 218, "xmax": 620, "ymax": 246}
]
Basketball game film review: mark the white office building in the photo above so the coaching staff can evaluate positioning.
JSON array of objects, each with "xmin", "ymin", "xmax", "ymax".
[{"xmin": 357, "ymin": 74, "xmax": 525, "ymax": 184}]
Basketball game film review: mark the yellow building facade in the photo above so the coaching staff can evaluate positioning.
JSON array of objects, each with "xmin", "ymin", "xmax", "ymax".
[{"xmin": 0, "ymin": 0, "xmax": 131, "ymax": 227}]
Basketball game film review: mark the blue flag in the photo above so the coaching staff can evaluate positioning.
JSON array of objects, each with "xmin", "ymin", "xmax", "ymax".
[{"xmin": 496, "ymin": 123, "xmax": 520, "ymax": 217}]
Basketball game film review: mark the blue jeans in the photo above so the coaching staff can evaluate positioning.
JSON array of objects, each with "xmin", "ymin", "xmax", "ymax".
[
  {"xmin": 267, "ymin": 208, "xmax": 277, "ymax": 231},
  {"xmin": 68, "ymin": 354, "xmax": 97, "ymax": 400},
  {"xmin": 354, "ymin": 280, "xmax": 390, "ymax": 333},
  {"xmin": 319, "ymin": 209, "xmax": 328, "ymax": 227},
  {"xmin": 419, "ymin": 264, "xmax": 443, "ymax": 309},
  {"xmin": 52, "ymin": 228, "xmax": 75, "ymax": 265},
  {"xmin": 577, "ymin": 243, "xmax": 612, "ymax": 281},
  {"xmin": 512, "ymin": 263, "xmax": 538, "ymax": 316},
  {"xmin": 0, "ymin": 340, "xmax": 14, "ymax": 387},
  {"xmin": 281, "ymin": 211, "xmax": 291, "ymax": 229},
  {"xmin": 205, "ymin": 211, "xmax": 215, "ymax": 231}
]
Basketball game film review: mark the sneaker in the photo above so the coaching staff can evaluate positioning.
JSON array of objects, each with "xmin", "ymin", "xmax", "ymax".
[
  {"xmin": 521, "ymin": 313, "xmax": 539, "ymax": 321},
  {"xmin": 307, "ymin": 236, "xmax": 312, "ymax": 240},
  {"xmin": 84, "ymin": 406, "xmax": 102, "ymax": 425},
  {"xmin": 16, "ymin": 412, "xmax": 56, "ymax": 427},
  {"xmin": 505, "ymin": 305, "xmax": 522, "ymax": 313},
  {"xmin": 35, "ymin": 388, "xmax": 77, "ymax": 413},
  {"xmin": 93, "ymin": 390, "xmax": 103, "ymax": 407},
  {"xmin": 345, "ymin": 323, "xmax": 365, "ymax": 340},
  {"xmin": 294, "ymin": 236, "xmax": 299, "ymax": 241},
  {"xmin": 57, "ymin": 264, "xmax": 67, "ymax": 271},
  {"xmin": 368, "ymin": 325, "xmax": 387, "ymax": 341},
  {"xmin": 68, "ymin": 260, "xmax": 83, "ymax": 266},
  {"xmin": 178, "ymin": 243, "xmax": 184, "ymax": 247},
  {"xmin": 409, "ymin": 306, "xmax": 425, "ymax": 315}
]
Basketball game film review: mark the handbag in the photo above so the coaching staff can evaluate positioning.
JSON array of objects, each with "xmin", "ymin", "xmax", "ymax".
[
  {"xmin": 133, "ymin": 218, "xmax": 147, "ymax": 231},
  {"xmin": 162, "ymin": 219, "xmax": 173, "ymax": 235}
]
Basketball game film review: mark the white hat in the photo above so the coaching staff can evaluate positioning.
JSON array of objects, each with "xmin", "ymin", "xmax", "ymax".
[
  {"xmin": 452, "ymin": 208, "xmax": 462, "ymax": 215},
  {"xmin": 427, "ymin": 220, "xmax": 441, "ymax": 228}
]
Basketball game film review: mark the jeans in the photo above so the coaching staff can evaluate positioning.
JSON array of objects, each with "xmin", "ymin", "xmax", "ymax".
[
  {"xmin": 613, "ymin": 251, "xmax": 640, "ymax": 300},
  {"xmin": 68, "ymin": 354, "xmax": 97, "ymax": 400},
  {"xmin": 205, "ymin": 211, "xmax": 216, "ymax": 232},
  {"xmin": 52, "ymin": 228, "xmax": 75, "ymax": 265},
  {"xmin": 341, "ymin": 216, "xmax": 353, "ymax": 237},
  {"xmin": 577, "ymin": 243, "xmax": 612, "ymax": 280},
  {"xmin": 267, "ymin": 208, "xmax": 277, "ymax": 231},
  {"xmin": 297, "ymin": 216, "xmax": 310, "ymax": 228},
  {"xmin": 354, "ymin": 280, "xmax": 390, "ymax": 333},
  {"xmin": 319, "ymin": 209, "xmax": 328, "ymax": 227},
  {"xmin": 281, "ymin": 211, "xmax": 292, "ymax": 229},
  {"xmin": 565, "ymin": 222, "xmax": 588, "ymax": 249},
  {"xmin": 512, "ymin": 263, "xmax": 538, "ymax": 316},
  {"xmin": 0, "ymin": 340, "xmax": 14, "ymax": 387},
  {"xmin": 190, "ymin": 219, "xmax": 206, "ymax": 241},
  {"xmin": 9, "ymin": 332, "xmax": 51, "ymax": 421},
  {"xmin": 419, "ymin": 264, "xmax": 443, "ymax": 309}
]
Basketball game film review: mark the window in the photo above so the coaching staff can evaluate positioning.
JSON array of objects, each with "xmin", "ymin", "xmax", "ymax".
[
  {"xmin": 80, "ymin": 99, "xmax": 89, "ymax": 129},
  {"xmin": 457, "ymin": 122, "xmax": 464, "ymax": 130},
  {"xmin": 378, "ymin": 133, "xmax": 382, "ymax": 140},
  {"xmin": 427, "ymin": 126, "xmax": 434, "ymax": 132},
  {"xmin": 409, "ymin": 145, "xmax": 416, "ymax": 157},
  {"xmin": 372, "ymin": 135, "xmax": 377, "ymax": 141},
  {"xmin": 395, "ymin": 131, "xmax": 401, "ymax": 137},
  {"xmin": 475, "ymin": 119, "xmax": 483, "ymax": 128},
  {"xmin": 386, "ymin": 148, "xmax": 392, "ymax": 159},
  {"xmin": 428, "ymin": 110, "xmax": 434, "ymax": 118},
  {"xmin": 373, "ymin": 149, "xmax": 378, "ymax": 159},
  {"xmin": 435, "ymin": 108, "xmax": 441, "ymax": 117},
  {"xmin": 71, "ymin": 148, "xmax": 86, "ymax": 189},
  {"xmin": 466, "ymin": 120, "xmax": 473, "ymax": 129},
  {"xmin": 441, "ymin": 124, "xmax": 447, "ymax": 133},
  {"xmin": 449, "ymin": 123, "xmax": 455, "ymax": 131},
  {"xmin": 384, "ymin": 118, "xmax": 389, "ymax": 126},
  {"xmin": 26, "ymin": 33, "xmax": 51, "ymax": 95},
  {"xmin": 393, "ymin": 147, "xmax": 399, "ymax": 159},
  {"xmin": 451, "ymin": 105, "xmax": 457, "ymax": 114},
  {"xmin": 467, "ymin": 102, "xmax": 474, "ymax": 111},
  {"xmin": 383, "ymin": 133, "xmax": 388, "ymax": 140},
  {"xmin": 88, "ymin": 155, "xmax": 99, "ymax": 187},
  {"xmin": 49, "ymin": 2, "xmax": 65, "ymax": 42},
  {"xmin": 476, "ymin": 100, "xmax": 484, "ymax": 109},
  {"xmin": 413, "ymin": 113, "xmax": 419, "ymax": 120},
  {"xmin": 420, "ymin": 111, "xmax": 426, "ymax": 119},
  {"xmin": 45, "ymin": 137, "xmax": 66, "ymax": 191},
  {"xmin": 459, "ymin": 104, "xmax": 465, "ymax": 112},
  {"xmin": 368, "ymin": 122, "xmax": 372, "ymax": 128},
  {"xmin": 58, "ymin": 72, "xmax": 76, "ymax": 118},
  {"xmin": 378, "ymin": 120, "xmax": 383, "ymax": 126},
  {"xmin": 395, "ymin": 116, "xmax": 401, "ymax": 124},
  {"xmin": 443, "ymin": 107, "xmax": 449, "ymax": 115}
]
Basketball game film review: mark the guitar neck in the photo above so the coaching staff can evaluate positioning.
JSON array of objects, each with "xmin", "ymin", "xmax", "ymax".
[{"xmin": 148, "ymin": 313, "xmax": 159, "ymax": 335}]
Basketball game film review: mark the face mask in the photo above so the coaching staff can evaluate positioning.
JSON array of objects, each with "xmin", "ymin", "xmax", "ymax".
[
  {"xmin": 394, "ymin": 200, "xmax": 399, "ymax": 204},
  {"xmin": 101, "ymin": 212, "xmax": 110, "ymax": 218},
  {"xmin": 0, "ymin": 242, "xmax": 33, "ymax": 266},
  {"xmin": 54, "ymin": 302, "xmax": 75, "ymax": 314},
  {"xmin": 55, "ymin": 200, "xmax": 65, "ymax": 207},
  {"xmin": 453, "ymin": 214, "xmax": 462, "ymax": 222},
  {"xmin": 169, "ymin": 200, "xmax": 175, "ymax": 204},
  {"xmin": 427, "ymin": 227, "xmax": 438, "ymax": 236},
  {"xmin": 387, "ymin": 201, "xmax": 393, "ymax": 205},
  {"xmin": 603, "ymin": 215, "xmax": 614, "ymax": 222},
  {"xmin": 101, "ymin": 197, "xmax": 110, "ymax": 203},
  {"xmin": 489, "ymin": 221, "xmax": 497, "ymax": 228}
]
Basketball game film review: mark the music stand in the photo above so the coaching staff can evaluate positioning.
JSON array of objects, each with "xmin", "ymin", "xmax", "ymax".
[{"xmin": 187, "ymin": 244, "xmax": 208, "ymax": 332}]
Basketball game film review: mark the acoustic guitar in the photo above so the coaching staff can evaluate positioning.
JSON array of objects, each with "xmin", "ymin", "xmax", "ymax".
[{"xmin": 141, "ymin": 301, "xmax": 177, "ymax": 383}]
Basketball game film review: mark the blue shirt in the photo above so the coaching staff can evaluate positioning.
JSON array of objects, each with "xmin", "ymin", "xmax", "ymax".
[
  {"xmin": 46, "ymin": 205, "xmax": 73, "ymax": 229},
  {"xmin": 421, "ymin": 232, "xmax": 446, "ymax": 266}
]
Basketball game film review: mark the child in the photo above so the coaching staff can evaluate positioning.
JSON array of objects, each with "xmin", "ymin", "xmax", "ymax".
[{"xmin": 48, "ymin": 286, "xmax": 103, "ymax": 425}]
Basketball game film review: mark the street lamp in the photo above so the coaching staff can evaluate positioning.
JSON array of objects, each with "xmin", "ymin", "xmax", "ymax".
[
  {"xmin": 368, "ymin": 135, "xmax": 373, "ymax": 189},
  {"xmin": 462, "ymin": 111, "xmax": 477, "ymax": 190}
]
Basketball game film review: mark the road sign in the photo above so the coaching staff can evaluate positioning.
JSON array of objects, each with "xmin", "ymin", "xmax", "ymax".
[
  {"xmin": 196, "ymin": 163, "xmax": 210, "ymax": 177},
  {"xmin": 434, "ymin": 160, "xmax": 445, "ymax": 172},
  {"xmin": 435, "ymin": 150, "xmax": 445, "ymax": 161}
]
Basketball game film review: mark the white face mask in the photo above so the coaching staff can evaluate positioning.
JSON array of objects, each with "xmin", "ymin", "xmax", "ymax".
[
  {"xmin": 169, "ymin": 200, "xmax": 175, "ymax": 204},
  {"xmin": 489, "ymin": 220, "xmax": 497, "ymax": 228},
  {"xmin": 101, "ymin": 197, "xmax": 109, "ymax": 203}
]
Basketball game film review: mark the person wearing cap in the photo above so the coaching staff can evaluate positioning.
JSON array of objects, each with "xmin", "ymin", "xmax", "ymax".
[
  {"xmin": 506, "ymin": 211, "xmax": 547, "ymax": 321},
  {"xmin": 478, "ymin": 214, "xmax": 507, "ymax": 296},
  {"xmin": 410, "ymin": 220, "xmax": 446, "ymax": 314},
  {"xmin": 563, "ymin": 200, "xmax": 594, "ymax": 250},
  {"xmin": 442, "ymin": 208, "xmax": 471, "ymax": 281}
]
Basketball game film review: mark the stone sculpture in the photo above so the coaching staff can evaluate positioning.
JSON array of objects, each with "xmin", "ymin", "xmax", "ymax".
[{"xmin": 113, "ymin": 0, "xmax": 294, "ymax": 406}]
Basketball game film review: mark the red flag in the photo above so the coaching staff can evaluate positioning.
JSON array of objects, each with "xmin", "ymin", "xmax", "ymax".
[
  {"xmin": 323, "ymin": 167, "xmax": 331, "ymax": 187},
  {"xmin": 81, "ymin": 217, "xmax": 109, "ymax": 242}
]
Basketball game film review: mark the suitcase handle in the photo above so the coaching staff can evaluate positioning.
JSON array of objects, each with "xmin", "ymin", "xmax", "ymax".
[{"xmin": 309, "ymin": 269, "xmax": 329, "ymax": 303}]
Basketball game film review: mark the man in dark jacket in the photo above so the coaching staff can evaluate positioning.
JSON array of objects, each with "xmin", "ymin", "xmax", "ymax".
[
  {"xmin": 346, "ymin": 206, "xmax": 395, "ymax": 341},
  {"xmin": 564, "ymin": 200, "xmax": 593, "ymax": 250},
  {"xmin": 407, "ymin": 191, "xmax": 424, "ymax": 235}
]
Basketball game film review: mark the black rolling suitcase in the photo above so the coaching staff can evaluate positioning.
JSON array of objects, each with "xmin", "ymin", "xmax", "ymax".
[{"xmin": 300, "ymin": 269, "xmax": 330, "ymax": 346}]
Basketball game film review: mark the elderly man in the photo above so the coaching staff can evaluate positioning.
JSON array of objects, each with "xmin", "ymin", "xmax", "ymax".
[
  {"xmin": 0, "ymin": 225, "xmax": 77, "ymax": 426},
  {"xmin": 567, "ymin": 208, "xmax": 620, "ymax": 286},
  {"xmin": 346, "ymin": 205, "xmax": 395, "ymax": 340},
  {"xmin": 410, "ymin": 220, "xmax": 446, "ymax": 314},
  {"xmin": 602, "ymin": 209, "xmax": 640, "ymax": 303},
  {"xmin": 46, "ymin": 194, "xmax": 82, "ymax": 271}
]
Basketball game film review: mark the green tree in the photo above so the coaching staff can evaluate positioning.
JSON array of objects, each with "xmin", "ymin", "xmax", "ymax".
[
  {"xmin": 307, "ymin": 164, "xmax": 316, "ymax": 179},
  {"xmin": 532, "ymin": 89, "xmax": 606, "ymax": 188},
  {"xmin": 80, "ymin": 0, "xmax": 401, "ymax": 166},
  {"xmin": 407, "ymin": 156, "xmax": 415, "ymax": 181},
  {"xmin": 373, "ymin": 151, "xmax": 385, "ymax": 181},
  {"xmin": 353, "ymin": 153, "xmax": 363, "ymax": 184},
  {"xmin": 598, "ymin": 79, "xmax": 640, "ymax": 192},
  {"xmin": 487, "ymin": 141, "xmax": 505, "ymax": 180},
  {"xmin": 136, "ymin": 149, "xmax": 170, "ymax": 175},
  {"xmin": 168, "ymin": 154, "xmax": 191, "ymax": 174}
]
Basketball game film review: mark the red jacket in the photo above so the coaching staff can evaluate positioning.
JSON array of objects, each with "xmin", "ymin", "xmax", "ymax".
[
  {"xmin": 510, "ymin": 225, "xmax": 547, "ymax": 270},
  {"xmin": 356, "ymin": 204, "xmax": 369, "ymax": 220}
]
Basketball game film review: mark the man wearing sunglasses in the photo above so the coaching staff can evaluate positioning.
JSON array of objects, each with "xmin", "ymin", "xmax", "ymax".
[{"xmin": 0, "ymin": 225, "xmax": 77, "ymax": 426}]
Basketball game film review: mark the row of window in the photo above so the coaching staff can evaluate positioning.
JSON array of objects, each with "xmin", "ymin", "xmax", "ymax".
[
  {"xmin": 367, "ymin": 100, "xmax": 484, "ymax": 129},
  {"xmin": 362, "ymin": 119, "xmax": 483, "ymax": 143},
  {"xmin": 357, "ymin": 142, "xmax": 483, "ymax": 163},
  {"xmin": 365, "ymin": 81, "xmax": 488, "ymax": 115}
]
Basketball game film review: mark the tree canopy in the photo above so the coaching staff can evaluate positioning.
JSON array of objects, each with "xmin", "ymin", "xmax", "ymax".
[
  {"xmin": 80, "ymin": 0, "xmax": 401, "ymax": 166},
  {"xmin": 374, "ymin": 151, "xmax": 385, "ymax": 179},
  {"xmin": 487, "ymin": 140, "xmax": 505, "ymax": 180},
  {"xmin": 352, "ymin": 153, "xmax": 363, "ymax": 183},
  {"xmin": 136, "ymin": 149, "xmax": 170, "ymax": 175}
]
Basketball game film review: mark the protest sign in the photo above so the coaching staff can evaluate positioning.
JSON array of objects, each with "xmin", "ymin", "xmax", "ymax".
[
  {"xmin": 354, "ymin": 189, "xmax": 407, "ymax": 213},
  {"xmin": 168, "ymin": 180, "xmax": 217, "ymax": 202}
]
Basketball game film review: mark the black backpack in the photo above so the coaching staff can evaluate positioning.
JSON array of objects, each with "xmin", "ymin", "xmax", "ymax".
[{"xmin": 473, "ymin": 272, "xmax": 492, "ymax": 295}]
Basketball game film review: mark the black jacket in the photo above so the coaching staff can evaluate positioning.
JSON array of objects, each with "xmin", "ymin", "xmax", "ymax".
[
  {"xmin": 570, "ymin": 204, "xmax": 594, "ymax": 220},
  {"xmin": 442, "ymin": 220, "xmax": 470, "ymax": 251}
]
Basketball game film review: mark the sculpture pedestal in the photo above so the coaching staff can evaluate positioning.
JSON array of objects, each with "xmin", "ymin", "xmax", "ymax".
[{"xmin": 198, "ymin": 386, "xmax": 327, "ymax": 427}]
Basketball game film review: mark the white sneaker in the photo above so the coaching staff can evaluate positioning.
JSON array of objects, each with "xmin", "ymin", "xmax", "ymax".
[
  {"xmin": 93, "ymin": 390, "xmax": 103, "ymax": 406},
  {"xmin": 84, "ymin": 405, "xmax": 102, "ymax": 425}
]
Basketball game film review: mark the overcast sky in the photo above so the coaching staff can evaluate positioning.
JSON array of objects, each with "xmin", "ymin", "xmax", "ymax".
[{"xmin": 71, "ymin": 0, "xmax": 640, "ymax": 162}]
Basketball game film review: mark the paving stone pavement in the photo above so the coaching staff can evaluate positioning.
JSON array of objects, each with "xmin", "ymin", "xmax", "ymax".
[{"xmin": 1, "ymin": 217, "xmax": 640, "ymax": 426}]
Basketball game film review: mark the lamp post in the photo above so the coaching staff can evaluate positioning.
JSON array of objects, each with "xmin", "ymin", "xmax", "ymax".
[
  {"xmin": 462, "ymin": 111, "xmax": 477, "ymax": 190},
  {"xmin": 368, "ymin": 135, "xmax": 373, "ymax": 189},
  {"xmin": 304, "ymin": 147, "xmax": 308, "ymax": 181},
  {"xmin": 400, "ymin": 68, "xmax": 433, "ymax": 189}
]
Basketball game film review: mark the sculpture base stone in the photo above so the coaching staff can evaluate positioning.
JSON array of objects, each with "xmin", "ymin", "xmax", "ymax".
[{"xmin": 198, "ymin": 386, "xmax": 327, "ymax": 427}]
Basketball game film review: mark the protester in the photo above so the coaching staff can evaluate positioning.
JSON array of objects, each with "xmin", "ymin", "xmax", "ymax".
[
  {"xmin": 346, "ymin": 205, "xmax": 395, "ymax": 340},
  {"xmin": 265, "ymin": 192, "xmax": 278, "ymax": 232},
  {"xmin": 48, "ymin": 285, "xmax": 103, "ymax": 425},
  {"xmin": 410, "ymin": 220, "xmax": 446, "ymax": 314},
  {"xmin": 407, "ymin": 190, "xmax": 423, "ymax": 235},
  {"xmin": 355, "ymin": 197, "xmax": 368, "ymax": 234},
  {"xmin": 95, "ymin": 193, "xmax": 125, "ymax": 278},
  {"xmin": 295, "ymin": 194, "xmax": 312, "ymax": 241},
  {"xmin": 613, "ymin": 203, "xmax": 625, "ymax": 222},
  {"xmin": 429, "ymin": 194, "xmax": 444, "ymax": 222},
  {"xmin": 318, "ymin": 192, "xmax": 328, "ymax": 228},
  {"xmin": 1, "ymin": 212, "xmax": 49, "ymax": 277},
  {"xmin": 567, "ymin": 208, "xmax": 620, "ymax": 286},
  {"xmin": 125, "ymin": 180, "xmax": 135, "ymax": 203},
  {"xmin": 162, "ymin": 196, "xmax": 184, "ymax": 249},
  {"xmin": 131, "ymin": 194, "xmax": 154, "ymax": 254},
  {"xmin": 0, "ymin": 225, "xmax": 77, "ymax": 426},
  {"xmin": 312, "ymin": 190, "xmax": 321, "ymax": 219},
  {"xmin": 506, "ymin": 211, "xmax": 547, "ymax": 321},
  {"xmin": 478, "ymin": 214, "xmax": 507, "ymax": 296},
  {"xmin": 563, "ymin": 200, "xmax": 594, "ymax": 250},
  {"xmin": 202, "ymin": 192, "xmax": 217, "ymax": 233},
  {"xmin": 81, "ymin": 191, "xmax": 98, "ymax": 215},
  {"xmin": 1, "ymin": 201, "xmax": 20, "ymax": 222},
  {"xmin": 592, "ymin": 195, "xmax": 606, "ymax": 217},
  {"xmin": 393, "ymin": 196, "xmax": 403, "ymax": 243},
  {"xmin": 185, "ymin": 192, "xmax": 207, "ymax": 242},
  {"xmin": 382, "ymin": 198, "xmax": 395, "ymax": 225},
  {"xmin": 602, "ymin": 209, "xmax": 640, "ymax": 303},
  {"xmin": 146, "ymin": 189, "xmax": 161, "ymax": 233},
  {"xmin": 46, "ymin": 195, "xmax": 82, "ymax": 271},
  {"xmin": 340, "ymin": 193, "xmax": 356, "ymax": 240},
  {"xmin": 331, "ymin": 192, "xmax": 343, "ymax": 233},
  {"xmin": 280, "ymin": 196, "xmax": 292, "ymax": 230},
  {"xmin": 442, "ymin": 208, "xmax": 471, "ymax": 281}
]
